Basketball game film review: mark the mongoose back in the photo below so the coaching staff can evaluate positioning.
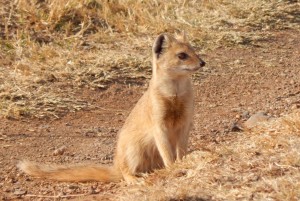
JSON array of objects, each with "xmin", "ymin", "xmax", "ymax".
[{"xmin": 18, "ymin": 32, "xmax": 206, "ymax": 184}]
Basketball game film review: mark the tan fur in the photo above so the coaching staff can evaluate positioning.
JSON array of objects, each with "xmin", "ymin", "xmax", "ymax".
[{"xmin": 18, "ymin": 33, "xmax": 206, "ymax": 184}]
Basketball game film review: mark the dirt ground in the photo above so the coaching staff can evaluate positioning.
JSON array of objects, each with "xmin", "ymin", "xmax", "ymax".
[{"xmin": 0, "ymin": 30, "xmax": 300, "ymax": 200}]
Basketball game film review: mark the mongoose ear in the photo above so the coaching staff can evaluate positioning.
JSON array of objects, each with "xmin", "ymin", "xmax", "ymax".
[{"xmin": 153, "ymin": 34, "xmax": 174, "ymax": 59}]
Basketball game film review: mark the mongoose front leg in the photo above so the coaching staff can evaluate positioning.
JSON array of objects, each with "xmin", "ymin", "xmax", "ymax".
[
  {"xmin": 176, "ymin": 126, "xmax": 190, "ymax": 161},
  {"xmin": 153, "ymin": 126, "xmax": 174, "ymax": 168},
  {"xmin": 176, "ymin": 136, "xmax": 188, "ymax": 161}
]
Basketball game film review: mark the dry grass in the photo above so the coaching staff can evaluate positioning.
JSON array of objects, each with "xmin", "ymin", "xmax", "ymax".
[
  {"xmin": 111, "ymin": 109, "xmax": 300, "ymax": 201},
  {"xmin": 0, "ymin": 0, "xmax": 299, "ymax": 118},
  {"xmin": 1, "ymin": 1, "xmax": 299, "ymax": 200}
]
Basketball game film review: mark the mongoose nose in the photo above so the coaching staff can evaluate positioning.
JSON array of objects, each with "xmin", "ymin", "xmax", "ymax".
[{"xmin": 200, "ymin": 60, "xmax": 206, "ymax": 67}]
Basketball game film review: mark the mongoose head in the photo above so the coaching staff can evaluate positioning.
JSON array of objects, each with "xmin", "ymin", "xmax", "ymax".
[{"xmin": 152, "ymin": 32, "xmax": 205, "ymax": 77}]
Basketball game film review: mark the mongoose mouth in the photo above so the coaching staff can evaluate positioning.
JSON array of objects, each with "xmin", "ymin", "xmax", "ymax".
[{"xmin": 182, "ymin": 66, "xmax": 202, "ymax": 72}]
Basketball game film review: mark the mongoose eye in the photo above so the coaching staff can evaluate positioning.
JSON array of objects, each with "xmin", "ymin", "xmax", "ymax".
[{"xmin": 177, "ymin": 52, "xmax": 188, "ymax": 60}]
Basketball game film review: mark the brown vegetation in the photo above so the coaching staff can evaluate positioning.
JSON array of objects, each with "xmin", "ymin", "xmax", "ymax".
[
  {"xmin": 0, "ymin": 0, "xmax": 299, "ymax": 200},
  {"xmin": 115, "ymin": 109, "xmax": 300, "ymax": 200},
  {"xmin": 1, "ymin": 0, "xmax": 299, "ymax": 119}
]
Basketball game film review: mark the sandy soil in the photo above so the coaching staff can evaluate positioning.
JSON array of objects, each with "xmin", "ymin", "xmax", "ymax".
[{"xmin": 0, "ymin": 30, "xmax": 299, "ymax": 200}]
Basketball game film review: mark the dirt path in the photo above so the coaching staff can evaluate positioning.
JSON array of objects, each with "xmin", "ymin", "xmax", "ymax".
[{"xmin": 0, "ymin": 30, "xmax": 299, "ymax": 200}]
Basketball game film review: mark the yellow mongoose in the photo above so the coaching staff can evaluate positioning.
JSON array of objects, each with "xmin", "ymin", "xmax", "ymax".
[{"xmin": 18, "ymin": 33, "xmax": 206, "ymax": 184}]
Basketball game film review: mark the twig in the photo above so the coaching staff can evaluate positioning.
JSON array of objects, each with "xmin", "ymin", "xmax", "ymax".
[
  {"xmin": 25, "ymin": 193, "xmax": 88, "ymax": 198},
  {"xmin": 274, "ymin": 162, "xmax": 298, "ymax": 170},
  {"xmin": 93, "ymin": 106, "xmax": 127, "ymax": 113}
]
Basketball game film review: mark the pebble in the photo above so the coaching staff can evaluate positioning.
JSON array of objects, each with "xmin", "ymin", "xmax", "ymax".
[
  {"xmin": 14, "ymin": 189, "xmax": 27, "ymax": 196},
  {"xmin": 244, "ymin": 111, "xmax": 271, "ymax": 129},
  {"xmin": 242, "ymin": 111, "xmax": 250, "ymax": 119},
  {"xmin": 231, "ymin": 107, "xmax": 242, "ymax": 112},
  {"xmin": 52, "ymin": 146, "xmax": 67, "ymax": 156},
  {"xmin": 230, "ymin": 122, "xmax": 243, "ymax": 132},
  {"xmin": 173, "ymin": 169, "xmax": 187, "ymax": 177},
  {"xmin": 68, "ymin": 184, "xmax": 78, "ymax": 190},
  {"xmin": 235, "ymin": 114, "xmax": 241, "ymax": 119}
]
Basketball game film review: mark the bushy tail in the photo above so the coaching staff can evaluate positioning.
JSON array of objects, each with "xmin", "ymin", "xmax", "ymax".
[{"xmin": 18, "ymin": 161, "xmax": 122, "ymax": 182}]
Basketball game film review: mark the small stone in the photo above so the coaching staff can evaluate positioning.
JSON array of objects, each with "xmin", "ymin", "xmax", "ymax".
[
  {"xmin": 34, "ymin": 78, "xmax": 46, "ymax": 84},
  {"xmin": 14, "ymin": 189, "xmax": 27, "ymax": 196},
  {"xmin": 244, "ymin": 112, "xmax": 271, "ymax": 129},
  {"xmin": 209, "ymin": 104, "xmax": 217, "ymax": 108},
  {"xmin": 68, "ymin": 185, "xmax": 78, "ymax": 190},
  {"xmin": 230, "ymin": 122, "xmax": 243, "ymax": 132},
  {"xmin": 235, "ymin": 114, "xmax": 241, "ymax": 119},
  {"xmin": 173, "ymin": 170, "xmax": 187, "ymax": 177},
  {"xmin": 242, "ymin": 111, "xmax": 250, "ymax": 119},
  {"xmin": 53, "ymin": 146, "xmax": 67, "ymax": 156},
  {"xmin": 234, "ymin": 59, "xmax": 241, "ymax": 64},
  {"xmin": 231, "ymin": 107, "xmax": 242, "ymax": 112}
]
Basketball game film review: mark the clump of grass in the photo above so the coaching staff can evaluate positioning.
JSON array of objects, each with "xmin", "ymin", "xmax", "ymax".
[
  {"xmin": 6, "ymin": 0, "xmax": 300, "ymax": 44},
  {"xmin": 0, "ymin": 0, "xmax": 299, "ymax": 119},
  {"xmin": 114, "ymin": 110, "xmax": 300, "ymax": 200}
]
